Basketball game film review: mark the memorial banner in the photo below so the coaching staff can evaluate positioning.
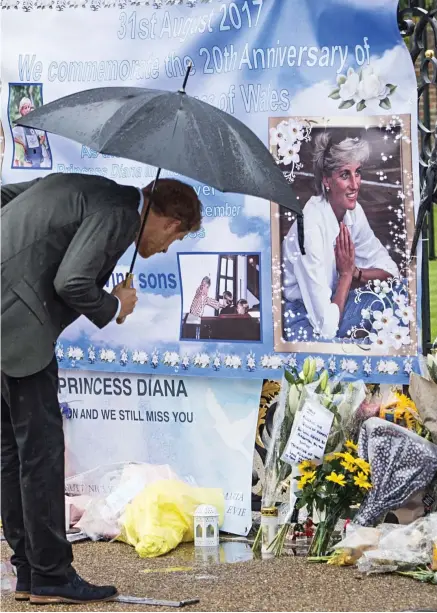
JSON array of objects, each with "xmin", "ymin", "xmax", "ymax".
[
  {"xmin": 60, "ymin": 370, "xmax": 261, "ymax": 535},
  {"xmin": 1, "ymin": 0, "xmax": 421, "ymax": 383}
]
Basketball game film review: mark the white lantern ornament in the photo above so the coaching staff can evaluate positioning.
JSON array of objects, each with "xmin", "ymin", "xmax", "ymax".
[{"xmin": 193, "ymin": 504, "xmax": 219, "ymax": 547}]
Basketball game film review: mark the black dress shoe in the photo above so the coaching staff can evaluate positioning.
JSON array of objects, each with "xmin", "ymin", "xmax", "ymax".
[
  {"xmin": 30, "ymin": 571, "xmax": 118, "ymax": 605},
  {"xmin": 15, "ymin": 566, "xmax": 31, "ymax": 601}
]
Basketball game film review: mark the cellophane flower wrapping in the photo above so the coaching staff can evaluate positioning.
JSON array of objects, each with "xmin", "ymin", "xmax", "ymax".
[{"xmin": 259, "ymin": 359, "xmax": 367, "ymax": 553}]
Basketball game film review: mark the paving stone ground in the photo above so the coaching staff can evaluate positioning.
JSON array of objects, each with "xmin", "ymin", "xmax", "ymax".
[{"xmin": 1, "ymin": 540, "xmax": 436, "ymax": 612}]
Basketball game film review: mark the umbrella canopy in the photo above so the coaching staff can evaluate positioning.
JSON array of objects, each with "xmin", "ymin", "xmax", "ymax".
[{"xmin": 16, "ymin": 85, "xmax": 302, "ymax": 216}]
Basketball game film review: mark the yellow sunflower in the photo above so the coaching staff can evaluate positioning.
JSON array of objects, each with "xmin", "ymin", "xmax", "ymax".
[
  {"xmin": 345, "ymin": 440, "xmax": 358, "ymax": 453},
  {"xmin": 325, "ymin": 471, "xmax": 346, "ymax": 487},
  {"xmin": 354, "ymin": 457, "xmax": 371, "ymax": 475},
  {"xmin": 298, "ymin": 460, "xmax": 317, "ymax": 475},
  {"xmin": 354, "ymin": 471, "xmax": 372, "ymax": 490}
]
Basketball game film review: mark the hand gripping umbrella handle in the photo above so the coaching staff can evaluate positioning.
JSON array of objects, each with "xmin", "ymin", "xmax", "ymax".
[{"xmin": 116, "ymin": 273, "xmax": 134, "ymax": 325}]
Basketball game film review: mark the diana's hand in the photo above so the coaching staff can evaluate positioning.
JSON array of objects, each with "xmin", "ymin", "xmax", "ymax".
[{"xmin": 335, "ymin": 223, "xmax": 355, "ymax": 278}]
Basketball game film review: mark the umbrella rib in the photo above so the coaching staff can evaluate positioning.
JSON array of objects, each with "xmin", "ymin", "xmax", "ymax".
[
  {"xmin": 98, "ymin": 91, "xmax": 171, "ymax": 153},
  {"xmin": 189, "ymin": 108, "xmax": 223, "ymax": 189}
]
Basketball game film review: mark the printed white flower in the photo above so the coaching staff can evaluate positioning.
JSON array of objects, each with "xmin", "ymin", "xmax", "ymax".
[
  {"xmin": 199, "ymin": 353, "xmax": 210, "ymax": 368},
  {"xmin": 385, "ymin": 360, "xmax": 399, "ymax": 375},
  {"xmin": 404, "ymin": 358, "xmax": 414, "ymax": 375},
  {"xmin": 246, "ymin": 354, "xmax": 256, "ymax": 370},
  {"xmin": 247, "ymin": 357, "xmax": 256, "ymax": 370},
  {"xmin": 341, "ymin": 358, "xmax": 358, "ymax": 374},
  {"xmin": 132, "ymin": 350, "xmax": 148, "ymax": 364},
  {"xmin": 163, "ymin": 351, "xmax": 180, "ymax": 367},
  {"xmin": 369, "ymin": 329, "xmax": 391, "ymax": 351},
  {"xmin": 363, "ymin": 358, "xmax": 372, "ymax": 375},
  {"xmin": 373, "ymin": 279, "xmax": 390, "ymax": 295},
  {"xmin": 328, "ymin": 358, "xmax": 337, "ymax": 373},
  {"xmin": 373, "ymin": 308, "xmax": 398, "ymax": 331},
  {"xmin": 395, "ymin": 305, "xmax": 414, "ymax": 326},
  {"xmin": 56, "ymin": 344, "xmax": 64, "ymax": 360},
  {"xmin": 88, "ymin": 347, "xmax": 96, "ymax": 363},
  {"xmin": 269, "ymin": 122, "xmax": 288, "ymax": 148},
  {"xmin": 338, "ymin": 67, "xmax": 360, "ymax": 101},
  {"xmin": 225, "ymin": 355, "xmax": 233, "ymax": 368},
  {"xmin": 68, "ymin": 347, "xmax": 84, "ymax": 361},
  {"xmin": 285, "ymin": 120, "xmax": 305, "ymax": 142},
  {"xmin": 261, "ymin": 355, "xmax": 270, "ymax": 368},
  {"xmin": 231, "ymin": 356, "xmax": 242, "ymax": 369},
  {"xmin": 361, "ymin": 308, "xmax": 372, "ymax": 320},
  {"xmin": 151, "ymin": 352, "xmax": 159, "ymax": 367},
  {"xmin": 169, "ymin": 352, "xmax": 180, "ymax": 367},
  {"xmin": 105, "ymin": 349, "xmax": 116, "ymax": 363},
  {"xmin": 287, "ymin": 354, "xmax": 298, "ymax": 369},
  {"xmin": 278, "ymin": 141, "xmax": 301, "ymax": 166},
  {"xmin": 120, "ymin": 349, "xmax": 128, "ymax": 364},
  {"xmin": 270, "ymin": 356, "xmax": 283, "ymax": 369},
  {"xmin": 357, "ymin": 66, "xmax": 389, "ymax": 102},
  {"xmin": 390, "ymin": 326, "xmax": 411, "ymax": 350},
  {"xmin": 182, "ymin": 355, "xmax": 190, "ymax": 368},
  {"xmin": 377, "ymin": 360, "xmax": 388, "ymax": 373},
  {"xmin": 213, "ymin": 355, "xmax": 221, "ymax": 369},
  {"xmin": 315, "ymin": 357, "xmax": 325, "ymax": 372},
  {"xmin": 392, "ymin": 292, "xmax": 407, "ymax": 308}
]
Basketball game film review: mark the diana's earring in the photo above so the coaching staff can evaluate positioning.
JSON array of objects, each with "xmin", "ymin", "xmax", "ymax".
[{"xmin": 326, "ymin": 186, "xmax": 330, "ymax": 192}]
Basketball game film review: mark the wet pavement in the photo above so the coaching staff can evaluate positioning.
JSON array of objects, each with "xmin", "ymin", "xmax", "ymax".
[{"xmin": 1, "ymin": 540, "xmax": 436, "ymax": 612}]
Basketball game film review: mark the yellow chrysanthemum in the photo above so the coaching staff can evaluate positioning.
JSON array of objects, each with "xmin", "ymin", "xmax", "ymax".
[
  {"xmin": 342, "ymin": 451, "xmax": 357, "ymax": 465},
  {"xmin": 340, "ymin": 459, "xmax": 358, "ymax": 473},
  {"xmin": 393, "ymin": 392, "xmax": 417, "ymax": 412},
  {"xmin": 325, "ymin": 471, "xmax": 346, "ymax": 487},
  {"xmin": 298, "ymin": 460, "xmax": 316, "ymax": 475},
  {"xmin": 345, "ymin": 440, "xmax": 359, "ymax": 453},
  {"xmin": 354, "ymin": 471, "xmax": 372, "ymax": 490},
  {"xmin": 324, "ymin": 453, "xmax": 336, "ymax": 462},
  {"xmin": 354, "ymin": 458, "xmax": 371, "ymax": 475},
  {"xmin": 297, "ymin": 470, "xmax": 316, "ymax": 490},
  {"xmin": 332, "ymin": 452, "xmax": 346, "ymax": 459}
]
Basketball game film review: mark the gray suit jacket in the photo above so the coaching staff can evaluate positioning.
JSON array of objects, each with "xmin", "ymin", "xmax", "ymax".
[{"xmin": 1, "ymin": 173, "xmax": 140, "ymax": 377}]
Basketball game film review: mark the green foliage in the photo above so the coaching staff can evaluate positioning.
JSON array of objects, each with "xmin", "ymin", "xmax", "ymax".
[{"xmin": 398, "ymin": 0, "xmax": 435, "ymax": 10}]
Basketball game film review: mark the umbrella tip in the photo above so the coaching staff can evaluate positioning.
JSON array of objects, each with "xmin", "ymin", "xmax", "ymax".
[{"xmin": 179, "ymin": 62, "xmax": 193, "ymax": 93}]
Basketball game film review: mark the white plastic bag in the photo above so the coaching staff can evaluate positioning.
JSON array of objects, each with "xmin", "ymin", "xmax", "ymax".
[
  {"xmin": 357, "ymin": 513, "xmax": 437, "ymax": 574},
  {"xmin": 67, "ymin": 462, "xmax": 184, "ymax": 541}
]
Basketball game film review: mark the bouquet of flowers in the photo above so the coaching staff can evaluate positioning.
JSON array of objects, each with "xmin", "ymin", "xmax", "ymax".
[
  {"xmin": 253, "ymin": 358, "xmax": 366, "ymax": 556},
  {"xmin": 296, "ymin": 442, "xmax": 372, "ymax": 557}
]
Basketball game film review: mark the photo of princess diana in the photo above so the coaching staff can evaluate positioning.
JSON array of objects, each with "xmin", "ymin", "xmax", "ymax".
[{"xmin": 270, "ymin": 115, "xmax": 417, "ymax": 355}]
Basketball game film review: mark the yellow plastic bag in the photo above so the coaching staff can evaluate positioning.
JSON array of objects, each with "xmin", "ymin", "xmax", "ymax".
[{"xmin": 118, "ymin": 479, "xmax": 224, "ymax": 558}]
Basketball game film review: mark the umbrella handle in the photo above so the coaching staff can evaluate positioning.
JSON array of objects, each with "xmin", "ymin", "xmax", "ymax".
[{"xmin": 116, "ymin": 273, "xmax": 134, "ymax": 325}]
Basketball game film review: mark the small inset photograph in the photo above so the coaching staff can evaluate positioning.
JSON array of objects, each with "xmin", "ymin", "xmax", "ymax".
[
  {"xmin": 8, "ymin": 83, "xmax": 52, "ymax": 170},
  {"xmin": 178, "ymin": 253, "xmax": 262, "ymax": 342}
]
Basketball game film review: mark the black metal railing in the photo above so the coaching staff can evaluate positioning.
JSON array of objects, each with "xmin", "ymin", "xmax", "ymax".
[{"xmin": 398, "ymin": 0, "xmax": 437, "ymax": 352}]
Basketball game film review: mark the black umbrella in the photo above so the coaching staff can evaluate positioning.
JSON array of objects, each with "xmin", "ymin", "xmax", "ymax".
[{"xmin": 17, "ymin": 66, "xmax": 304, "ymax": 321}]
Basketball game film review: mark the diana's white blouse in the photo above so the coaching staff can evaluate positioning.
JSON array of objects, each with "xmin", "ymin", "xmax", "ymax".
[{"xmin": 282, "ymin": 195, "xmax": 399, "ymax": 339}]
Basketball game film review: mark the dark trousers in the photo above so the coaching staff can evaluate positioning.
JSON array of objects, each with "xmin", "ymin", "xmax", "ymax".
[{"xmin": 1, "ymin": 356, "xmax": 73, "ymax": 581}]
